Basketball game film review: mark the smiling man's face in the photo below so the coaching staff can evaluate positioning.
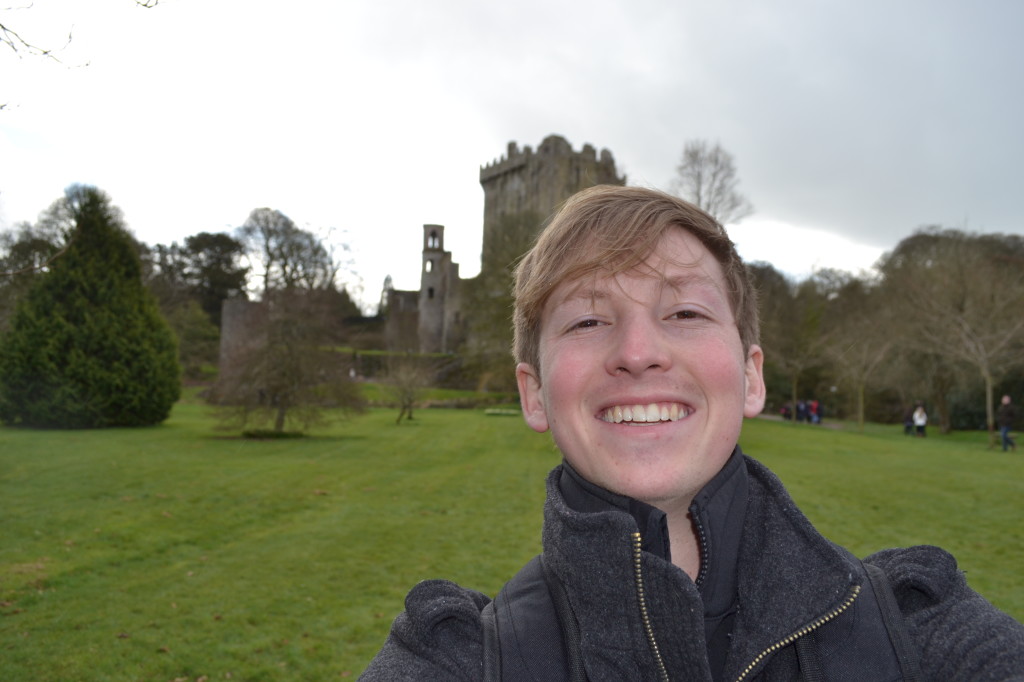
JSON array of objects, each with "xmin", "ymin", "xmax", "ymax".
[{"xmin": 516, "ymin": 228, "xmax": 765, "ymax": 513}]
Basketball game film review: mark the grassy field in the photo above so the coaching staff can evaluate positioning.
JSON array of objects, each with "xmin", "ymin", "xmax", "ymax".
[{"xmin": 1, "ymin": 395, "xmax": 1022, "ymax": 681}]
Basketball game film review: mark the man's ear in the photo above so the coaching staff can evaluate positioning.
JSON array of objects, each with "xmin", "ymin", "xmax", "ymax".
[
  {"xmin": 743, "ymin": 344, "xmax": 767, "ymax": 418},
  {"xmin": 516, "ymin": 362, "xmax": 549, "ymax": 433}
]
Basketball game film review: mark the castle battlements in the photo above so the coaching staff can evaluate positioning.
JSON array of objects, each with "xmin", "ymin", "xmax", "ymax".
[
  {"xmin": 480, "ymin": 135, "xmax": 620, "ymax": 184},
  {"xmin": 479, "ymin": 141, "xmax": 532, "ymax": 182}
]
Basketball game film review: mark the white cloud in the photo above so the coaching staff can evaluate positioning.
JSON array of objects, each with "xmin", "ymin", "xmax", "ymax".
[{"xmin": 729, "ymin": 218, "xmax": 886, "ymax": 280}]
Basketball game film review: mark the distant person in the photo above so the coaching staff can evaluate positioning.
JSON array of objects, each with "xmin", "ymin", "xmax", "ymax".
[
  {"xmin": 903, "ymin": 405, "xmax": 914, "ymax": 436},
  {"xmin": 997, "ymin": 394, "xmax": 1016, "ymax": 452},
  {"xmin": 361, "ymin": 186, "xmax": 1024, "ymax": 681},
  {"xmin": 913, "ymin": 402, "xmax": 928, "ymax": 437}
]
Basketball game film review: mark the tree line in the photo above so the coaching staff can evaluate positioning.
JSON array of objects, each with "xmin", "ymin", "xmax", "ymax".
[
  {"xmin": 2, "ymin": 183, "xmax": 1023, "ymax": 440},
  {"xmin": 752, "ymin": 229, "xmax": 1024, "ymax": 444},
  {"xmin": 0, "ymin": 185, "xmax": 364, "ymax": 431}
]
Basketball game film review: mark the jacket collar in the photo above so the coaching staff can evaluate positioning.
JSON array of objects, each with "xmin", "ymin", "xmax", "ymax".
[
  {"xmin": 558, "ymin": 448, "xmax": 747, "ymax": 616},
  {"xmin": 558, "ymin": 459, "xmax": 673, "ymax": 561},
  {"xmin": 543, "ymin": 451, "xmax": 861, "ymax": 680}
]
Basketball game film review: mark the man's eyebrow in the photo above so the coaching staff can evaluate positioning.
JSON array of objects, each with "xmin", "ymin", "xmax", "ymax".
[
  {"xmin": 662, "ymin": 272, "xmax": 721, "ymax": 293},
  {"xmin": 549, "ymin": 281, "xmax": 609, "ymax": 309},
  {"xmin": 550, "ymin": 271, "xmax": 724, "ymax": 310}
]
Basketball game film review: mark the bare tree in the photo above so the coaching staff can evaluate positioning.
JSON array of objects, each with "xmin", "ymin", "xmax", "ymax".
[
  {"xmin": 879, "ymin": 228, "xmax": 1024, "ymax": 445},
  {"xmin": 216, "ymin": 209, "xmax": 362, "ymax": 434},
  {"xmin": 237, "ymin": 208, "xmax": 339, "ymax": 294},
  {"xmin": 818, "ymin": 272, "xmax": 895, "ymax": 432},
  {"xmin": 383, "ymin": 353, "xmax": 435, "ymax": 425},
  {"xmin": 214, "ymin": 290, "xmax": 363, "ymax": 434},
  {"xmin": 671, "ymin": 139, "xmax": 753, "ymax": 225}
]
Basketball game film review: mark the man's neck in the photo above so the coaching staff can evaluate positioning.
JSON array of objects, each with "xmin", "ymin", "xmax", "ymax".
[{"xmin": 667, "ymin": 506, "xmax": 701, "ymax": 579}]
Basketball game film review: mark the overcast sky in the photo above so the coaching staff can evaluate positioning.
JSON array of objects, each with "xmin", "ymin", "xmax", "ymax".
[{"xmin": 2, "ymin": 0, "xmax": 1021, "ymax": 310}]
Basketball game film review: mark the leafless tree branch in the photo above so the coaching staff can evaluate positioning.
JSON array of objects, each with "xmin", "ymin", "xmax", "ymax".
[
  {"xmin": 0, "ymin": 15, "xmax": 69, "ymax": 62},
  {"xmin": 1, "ymin": 0, "xmax": 156, "ymax": 65},
  {"xmin": 0, "ymin": 240, "xmax": 70, "ymax": 278}
]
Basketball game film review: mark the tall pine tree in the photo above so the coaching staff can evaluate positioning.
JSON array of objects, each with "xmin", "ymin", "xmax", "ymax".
[{"xmin": 0, "ymin": 185, "xmax": 180, "ymax": 428}]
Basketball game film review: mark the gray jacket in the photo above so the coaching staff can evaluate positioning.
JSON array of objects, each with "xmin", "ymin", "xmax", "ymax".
[{"xmin": 360, "ymin": 451, "xmax": 1024, "ymax": 680}]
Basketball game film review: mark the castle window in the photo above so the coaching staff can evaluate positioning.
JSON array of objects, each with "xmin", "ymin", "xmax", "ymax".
[
  {"xmin": 428, "ymin": 287, "xmax": 435, "ymax": 299},
  {"xmin": 425, "ymin": 259, "xmax": 434, "ymax": 273},
  {"xmin": 428, "ymin": 231, "xmax": 440, "ymax": 249}
]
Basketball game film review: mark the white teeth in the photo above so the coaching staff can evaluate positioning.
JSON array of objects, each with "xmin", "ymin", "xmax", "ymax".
[{"xmin": 601, "ymin": 403, "xmax": 689, "ymax": 424}]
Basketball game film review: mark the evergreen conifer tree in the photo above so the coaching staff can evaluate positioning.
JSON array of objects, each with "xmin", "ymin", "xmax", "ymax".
[{"xmin": 0, "ymin": 185, "xmax": 181, "ymax": 427}]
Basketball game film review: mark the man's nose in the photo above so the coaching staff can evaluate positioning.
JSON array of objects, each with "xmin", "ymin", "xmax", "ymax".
[{"xmin": 607, "ymin": 315, "xmax": 672, "ymax": 376}]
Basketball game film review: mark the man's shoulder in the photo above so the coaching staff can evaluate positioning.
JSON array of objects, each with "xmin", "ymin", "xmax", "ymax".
[
  {"xmin": 862, "ymin": 544, "xmax": 973, "ymax": 625},
  {"xmin": 402, "ymin": 578, "xmax": 491, "ymax": 629},
  {"xmin": 863, "ymin": 544, "xmax": 1011, "ymax": 620},
  {"xmin": 358, "ymin": 580, "xmax": 489, "ymax": 681},
  {"xmin": 863, "ymin": 545, "xmax": 960, "ymax": 599},
  {"xmin": 865, "ymin": 545, "xmax": 1024, "ymax": 676}
]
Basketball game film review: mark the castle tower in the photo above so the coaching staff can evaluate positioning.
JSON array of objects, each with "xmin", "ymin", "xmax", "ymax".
[
  {"xmin": 478, "ymin": 134, "xmax": 625, "ymax": 276},
  {"xmin": 417, "ymin": 224, "xmax": 461, "ymax": 353},
  {"xmin": 389, "ymin": 136, "xmax": 624, "ymax": 360}
]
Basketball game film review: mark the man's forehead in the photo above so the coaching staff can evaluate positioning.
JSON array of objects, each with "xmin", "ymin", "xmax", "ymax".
[
  {"xmin": 542, "ymin": 229, "xmax": 729, "ymax": 311},
  {"xmin": 548, "ymin": 268, "xmax": 725, "ymax": 309}
]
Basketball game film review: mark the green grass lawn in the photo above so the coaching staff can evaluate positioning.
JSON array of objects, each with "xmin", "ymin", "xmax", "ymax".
[{"xmin": 1, "ymin": 399, "xmax": 1021, "ymax": 681}]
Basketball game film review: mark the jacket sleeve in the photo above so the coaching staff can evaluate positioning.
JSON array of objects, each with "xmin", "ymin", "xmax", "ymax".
[
  {"xmin": 866, "ymin": 545, "xmax": 1024, "ymax": 681},
  {"xmin": 358, "ymin": 579, "xmax": 489, "ymax": 681}
]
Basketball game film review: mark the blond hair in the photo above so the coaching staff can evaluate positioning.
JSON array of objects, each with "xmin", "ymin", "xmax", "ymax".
[{"xmin": 512, "ymin": 185, "xmax": 759, "ymax": 372}]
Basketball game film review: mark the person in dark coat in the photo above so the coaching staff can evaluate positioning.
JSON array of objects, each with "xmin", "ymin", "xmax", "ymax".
[
  {"xmin": 361, "ymin": 186, "xmax": 1024, "ymax": 681},
  {"xmin": 903, "ymin": 405, "xmax": 914, "ymax": 436}
]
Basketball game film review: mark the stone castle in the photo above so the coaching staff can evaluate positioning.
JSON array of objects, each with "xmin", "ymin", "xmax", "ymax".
[{"xmin": 385, "ymin": 134, "xmax": 625, "ymax": 354}]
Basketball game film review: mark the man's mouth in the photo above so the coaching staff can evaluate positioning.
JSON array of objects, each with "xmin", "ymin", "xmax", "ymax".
[{"xmin": 599, "ymin": 403, "xmax": 690, "ymax": 424}]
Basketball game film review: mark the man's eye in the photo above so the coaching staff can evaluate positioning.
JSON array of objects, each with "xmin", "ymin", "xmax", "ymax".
[
  {"xmin": 572, "ymin": 319, "xmax": 602, "ymax": 330},
  {"xmin": 671, "ymin": 310, "xmax": 701, "ymax": 320}
]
